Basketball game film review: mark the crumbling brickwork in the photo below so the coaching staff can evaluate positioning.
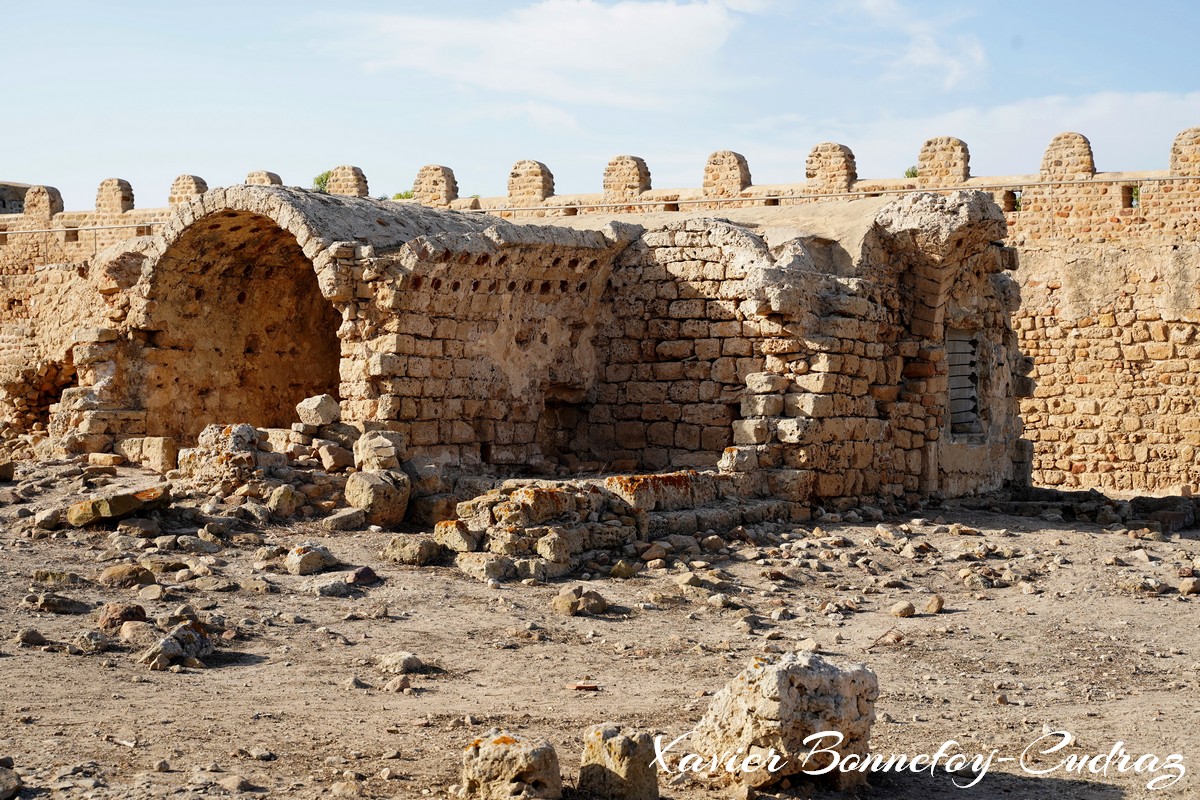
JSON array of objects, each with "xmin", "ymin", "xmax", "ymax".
[
  {"xmin": 6, "ymin": 125, "xmax": 1198, "ymax": 500},
  {"xmin": 400, "ymin": 126, "xmax": 1200, "ymax": 495},
  {"xmin": 0, "ymin": 167, "xmax": 1020, "ymax": 517}
]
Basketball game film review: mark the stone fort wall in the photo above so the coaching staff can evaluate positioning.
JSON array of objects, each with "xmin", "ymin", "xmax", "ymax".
[
  {"xmin": 408, "ymin": 127, "xmax": 1200, "ymax": 497},
  {"xmin": 2, "ymin": 127, "xmax": 1199, "ymax": 496}
]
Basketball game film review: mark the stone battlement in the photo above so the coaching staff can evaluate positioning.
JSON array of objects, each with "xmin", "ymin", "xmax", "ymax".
[{"xmin": 404, "ymin": 128, "xmax": 1200, "ymax": 246}]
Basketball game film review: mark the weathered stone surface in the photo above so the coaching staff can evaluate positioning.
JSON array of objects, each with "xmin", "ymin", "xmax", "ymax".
[
  {"xmin": 382, "ymin": 535, "xmax": 441, "ymax": 566},
  {"xmin": 23, "ymin": 592, "xmax": 91, "ymax": 615},
  {"xmin": 296, "ymin": 394, "xmax": 341, "ymax": 426},
  {"xmin": 285, "ymin": 543, "xmax": 338, "ymax": 576},
  {"xmin": 98, "ymin": 564, "xmax": 156, "ymax": 588},
  {"xmin": 461, "ymin": 731, "xmax": 562, "ymax": 800},
  {"xmin": 98, "ymin": 602, "xmax": 147, "ymax": 633},
  {"xmin": 66, "ymin": 485, "xmax": 170, "ymax": 527},
  {"xmin": 0, "ymin": 765, "xmax": 21, "ymax": 800},
  {"xmin": 323, "ymin": 507, "xmax": 366, "ymax": 531},
  {"xmin": 353, "ymin": 430, "xmax": 408, "ymax": 471},
  {"xmin": 455, "ymin": 552, "xmax": 515, "ymax": 583},
  {"xmin": 378, "ymin": 651, "xmax": 423, "ymax": 674},
  {"xmin": 690, "ymin": 651, "xmax": 878, "ymax": 790},
  {"xmin": 138, "ymin": 621, "xmax": 213, "ymax": 670},
  {"xmin": 579, "ymin": 724, "xmax": 658, "ymax": 800},
  {"xmin": 550, "ymin": 585, "xmax": 608, "ymax": 617},
  {"xmin": 434, "ymin": 520, "xmax": 480, "ymax": 553},
  {"xmin": 318, "ymin": 444, "xmax": 354, "ymax": 472},
  {"xmin": 345, "ymin": 470, "xmax": 411, "ymax": 527},
  {"xmin": 267, "ymin": 484, "xmax": 306, "ymax": 519}
]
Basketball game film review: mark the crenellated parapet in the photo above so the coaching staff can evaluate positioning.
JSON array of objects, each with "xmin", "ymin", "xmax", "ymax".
[{"xmin": 399, "ymin": 126, "xmax": 1200, "ymax": 245}]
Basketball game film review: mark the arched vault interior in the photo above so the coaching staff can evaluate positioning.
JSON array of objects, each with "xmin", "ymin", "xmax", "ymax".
[{"xmin": 138, "ymin": 209, "xmax": 341, "ymax": 443}]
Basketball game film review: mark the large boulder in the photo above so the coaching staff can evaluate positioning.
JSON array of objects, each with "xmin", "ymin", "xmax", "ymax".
[
  {"xmin": 689, "ymin": 651, "xmax": 878, "ymax": 791},
  {"xmin": 461, "ymin": 731, "xmax": 562, "ymax": 799},
  {"xmin": 344, "ymin": 470, "xmax": 410, "ymax": 527},
  {"xmin": 579, "ymin": 724, "xmax": 658, "ymax": 800}
]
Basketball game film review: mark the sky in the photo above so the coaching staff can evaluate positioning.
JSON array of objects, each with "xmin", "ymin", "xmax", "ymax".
[{"xmin": 4, "ymin": 0, "xmax": 1200, "ymax": 208}]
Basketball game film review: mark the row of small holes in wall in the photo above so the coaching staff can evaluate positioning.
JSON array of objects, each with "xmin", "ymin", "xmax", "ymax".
[
  {"xmin": 417, "ymin": 249, "xmax": 600, "ymax": 272},
  {"xmin": 409, "ymin": 276, "xmax": 591, "ymax": 295}
]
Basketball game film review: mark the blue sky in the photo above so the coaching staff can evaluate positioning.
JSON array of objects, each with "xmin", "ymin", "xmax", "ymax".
[{"xmin": 6, "ymin": 1, "xmax": 1200, "ymax": 208}]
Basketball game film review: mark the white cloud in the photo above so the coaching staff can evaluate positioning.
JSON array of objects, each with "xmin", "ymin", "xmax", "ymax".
[
  {"xmin": 326, "ymin": 0, "xmax": 764, "ymax": 109},
  {"xmin": 852, "ymin": 0, "xmax": 987, "ymax": 90},
  {"xmin": 730, "ymin": 91, "xmax": 1200, "ymax": 186}
]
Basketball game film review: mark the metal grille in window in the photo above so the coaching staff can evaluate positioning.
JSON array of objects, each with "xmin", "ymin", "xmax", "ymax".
[{"xmin": 947, "ymin": 329, "xmax": 981, "ymax": 436}]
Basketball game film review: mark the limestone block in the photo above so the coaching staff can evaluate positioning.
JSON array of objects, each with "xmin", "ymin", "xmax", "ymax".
[
  {"xmin": 285, "ymin": 543, "xmax": 338, "ymax": 576},
  {"xmin": 197, "ymin": 423, "xmax": 259, "ymax": 452},
  {"xmin": 579, "ymin": 724, "xmax": 658, "ymax": 800},
  {"xmin": 296, "ymin": 394, "xmax": 341, "ymax": 426},
  {"xmin": 308, "ymin": 445, "xmax": 346, "ymax": 473},
  {"xmin": 690, "ymin": 651, "xmax": 878, "ymax": 790},
  {"xmin": 455, "ymin": 552, "xmax": 515, "ymax": 583},
  {"xmin": 267, "ymin": 484, "xmax": 306, "ymax": 519},
  {"xmin": 114, "ymin": 437, "xmax": 178, "ymax": 474},
  {"xmin": 353, "ymin": 430, "xmax": 408, "ymax": 471},
  {"xmin": 434, "ymin": 520, "xmax": 480, "ymax": 552},
  {"xmin": 345, "ymin": 470, "xmax": 411, "ymax": 527},
  {"xmin": 382, "ymin": 535, "xmax": 441, "ymax": 566},
  {"xmin": 461, "ymin": 731, "xmax": 562, "ymax": 800},
  {"xmin": 745, "ymin": 372, "xmax": 789, "ymax": 394}
]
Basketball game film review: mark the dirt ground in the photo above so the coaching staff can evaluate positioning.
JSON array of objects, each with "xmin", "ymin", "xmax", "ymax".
[{"xmin": 1, "ymin": 465, "xmax": 1197, "ymax": 800}]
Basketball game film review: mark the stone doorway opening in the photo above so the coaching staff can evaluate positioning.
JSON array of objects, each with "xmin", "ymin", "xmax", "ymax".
[{"xmin": 139, "ymin": 210, "xmax": 341, "ymax": 443}]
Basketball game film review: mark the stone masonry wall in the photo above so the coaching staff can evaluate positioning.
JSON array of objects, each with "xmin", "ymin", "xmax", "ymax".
[{"xmin": 404, "ymin": 126, "xmax": 1200, "ymax": 496}]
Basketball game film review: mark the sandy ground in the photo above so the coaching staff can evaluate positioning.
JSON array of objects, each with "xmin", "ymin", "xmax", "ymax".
[{"xmin": 1, "ymin": 467, "xmax": 1198, "ymax": 800}]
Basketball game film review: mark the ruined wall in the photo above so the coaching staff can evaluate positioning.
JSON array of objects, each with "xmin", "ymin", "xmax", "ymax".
[
  {"xmin": 406, "ymin": 127, "xmax": 1199, "ymax": 496},
  {"xmin": 0, "ymin": 174, "xmax": 1019, "ymax": 511},
  {"xmin": 334, "ymin": 223, "xmax": 630, "ymax": 471}
]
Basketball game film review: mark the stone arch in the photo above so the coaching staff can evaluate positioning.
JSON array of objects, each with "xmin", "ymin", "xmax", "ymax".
[
  {"xmin": 1170, "ymin": 127, "xmax": 1200, "ymax": 176},
  {"xmin": 703, "ymin": 151, "xmax": 751, "ymax": 197},
  {"xmin": 135, "ymin": 204, "xmax": 341, "ymax": 442},
  {"xmin": 917, "ymin": 137, "xmax": 970, "ymax": 186},
  {"xmin": 1040, "ymin": 132, "xmax": 1095, "ymax": 178},
  {"xmin": 805, "ymin": 143, "xmax": 857, "ymax": 193},
  {"xmin": 603, "ymin": 155, "xmax": 651, "ymax": 201}
]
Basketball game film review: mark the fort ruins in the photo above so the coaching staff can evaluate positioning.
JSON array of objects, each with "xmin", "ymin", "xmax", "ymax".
[{"xmin": 1, "ymin": 128, "xmax": 1199, "ymax": 545}]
